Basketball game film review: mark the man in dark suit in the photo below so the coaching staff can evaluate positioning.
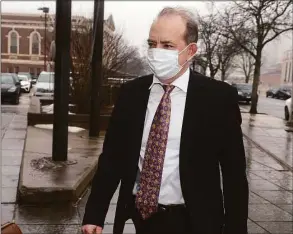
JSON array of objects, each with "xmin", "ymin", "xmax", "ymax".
[{"xmin": 82, "ymin": 6, "xmax": 249, "ymax": 234}]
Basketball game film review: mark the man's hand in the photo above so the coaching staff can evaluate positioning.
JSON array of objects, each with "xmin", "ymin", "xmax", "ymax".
[{"xmin": 82, "ymin": 225, "xmax": 103, "ymax": 234}]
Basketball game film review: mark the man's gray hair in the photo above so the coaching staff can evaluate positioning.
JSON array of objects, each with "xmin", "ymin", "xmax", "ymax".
[{"xmin": 157, "ymin": 7, "xmax": 198, "ymax": 44}]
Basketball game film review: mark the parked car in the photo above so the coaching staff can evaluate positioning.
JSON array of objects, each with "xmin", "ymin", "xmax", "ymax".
[
  {"xmin": 33, "ymin": 72, "xmax": 54, "ymax": 100},
  {"xmin": 273, "ymin": 86, "xmax": 292, "ymax": 100},
  {"xmin": 285, "ymin": 98, "xmax": 292, "ymax": 121},
  {"xmin": 1, "ymin": 73, "xmax": 21, "ymax": 104},
  {"xmin": 18, "ymin": 74, "xmax": 31, "ymax": 93},
  {"xmin": 266, "ymin": 87, "xmax": 278, "ymax": 98},
  {"xmin": 232, "ymin": 83, "xmax": 252, "ymax": 104},
  {"xmin": 31, "ymin": 76, "xmax": 38, "ymax": 85},
  {"xmin": 18, "ymin": 72, "xmax": 33, "ymax": 88}
]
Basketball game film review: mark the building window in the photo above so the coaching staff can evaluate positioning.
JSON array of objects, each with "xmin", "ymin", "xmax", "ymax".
[
  {"xmin": 32, "ymin": 33, "xmax": 40, "ymax": 55},
  {"xmin": 29, "ymin": 31, "xmax": 41, "ymax": 55},
  {"xmin": 8, "ymin": 30, "xmax": 19, "ymax": 54},
  {"xmin": 10, "ymin": 32, "xmax": 18, "ymax": 53}
]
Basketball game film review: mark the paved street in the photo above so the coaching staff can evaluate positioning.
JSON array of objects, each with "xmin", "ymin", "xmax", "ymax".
[
  {"xmin": 1, "ymin": 93, "xmax": 31, "ymax": 139},
  {"xmin": 1, "ymin": 92, "xmax": 31, "ymax": 115},
  {"xmin": 241, "ymin": 96, "xmax": 287, "ymax": 120}
]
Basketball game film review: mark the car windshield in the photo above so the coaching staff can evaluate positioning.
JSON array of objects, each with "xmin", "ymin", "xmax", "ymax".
[
  {"xmin": 18, "ymin": 76, "xmax": 28, "ymax": 81},
  {"xmin": 234, "ymin": 84, "xmax": 252, "ymax": 91},
  {"xmin": 1, "ymin": 74, "xmax": 14, "ymax": 84},
  {"xmin": 18, "ymin": 73, "xmax": 31, "ymax": 78},
  {"xmin": 38, "ymin": 73, "xmax": 54, "ymax": 83}
]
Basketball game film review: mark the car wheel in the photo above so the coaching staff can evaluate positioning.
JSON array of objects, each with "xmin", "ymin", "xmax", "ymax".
[
  {"xmin": 12, "ymin": 95, "xmax": 20, "ymax": 105},
  {"xmin": 285, "ymin": 107, "xmax": 290, "ymax": 121}
]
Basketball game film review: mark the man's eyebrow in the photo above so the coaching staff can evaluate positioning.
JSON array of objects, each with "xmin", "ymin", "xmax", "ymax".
[
  {"xmin": 147, "ymin": 39, "xmax": 174, "ymax": 44},
  {"xmin": 160, "ymin": 40, "xmax": 173, "ymax": 44}
]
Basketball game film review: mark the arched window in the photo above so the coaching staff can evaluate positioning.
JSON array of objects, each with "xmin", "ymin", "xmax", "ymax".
[
  {"xmin": 8, "ymin": 30, "xmax": 19, "ymax": 54},
  {"xmin": 31, "ymin": 33, "xmax": 40, "ymax": 55},
  {"xmin": 10, "ymin": 32, "xmax": 18, "ymax": 53}
]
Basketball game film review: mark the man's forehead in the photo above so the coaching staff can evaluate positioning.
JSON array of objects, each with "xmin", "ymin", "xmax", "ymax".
[
  {"xmin": 148, "ymin": 37, "xmax": 174, "ymax": 43},
  {"xmin": 149, "ymin": 15, "xmax": 186, "ymax": 42},
  {"xmin": 148, "ymin": 30, "xmax": 183, "ymax": 44}
]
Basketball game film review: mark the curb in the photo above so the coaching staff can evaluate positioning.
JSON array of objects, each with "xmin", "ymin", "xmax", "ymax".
[{"xmin": 243, "ymin": 134, "xmax": 293, "ymax": 172}]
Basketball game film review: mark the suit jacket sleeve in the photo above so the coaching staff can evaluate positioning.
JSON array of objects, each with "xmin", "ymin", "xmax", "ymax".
[
  {"xmin": 82, "ymin": 84, "xmax": 128, "ymax": 227},
  {"xmin": 220, "ymin": 87, "xmax": 249, "ymax": 234}
]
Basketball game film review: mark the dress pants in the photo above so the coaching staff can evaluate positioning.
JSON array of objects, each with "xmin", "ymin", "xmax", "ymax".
[{"xmin": 130, "ymin": 197, "xmax": 193, "ymax": 234}]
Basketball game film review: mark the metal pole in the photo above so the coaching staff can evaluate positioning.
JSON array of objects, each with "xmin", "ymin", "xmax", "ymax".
[
  {"xmin": 52, "ymin": 0, "xmax": 72, "ymax": 161},
  {"xmin": 44, "ymin": 12, "xmax": 47, "ymax": 71},
  {"xmin": 89, "ymin": 0, "xmax": 104, "ymax": 137}
]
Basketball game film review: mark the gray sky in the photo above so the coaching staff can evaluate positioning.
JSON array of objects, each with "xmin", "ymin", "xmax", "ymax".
[
  {"xmin": 1, "ymin": 1, "xmax": 292, "ymax": 64},
  {"xmin": 1, "ymin": 1, "xmax": 213, "ymax": 49}
]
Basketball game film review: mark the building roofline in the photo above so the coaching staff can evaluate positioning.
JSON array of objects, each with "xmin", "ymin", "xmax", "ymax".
[{"xmin": 1, "ymin": 12, "xmax": 52, "ymax": 17}]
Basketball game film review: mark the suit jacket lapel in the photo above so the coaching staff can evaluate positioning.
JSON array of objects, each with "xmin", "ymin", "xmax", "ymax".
[{"xmin": 129, "ymin": 75, "xmax": 153, "ymax": 172}]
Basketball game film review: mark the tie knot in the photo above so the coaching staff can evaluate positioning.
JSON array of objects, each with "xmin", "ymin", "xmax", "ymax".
[{"xmin": 162, "ymin": 85, "xmax": 175, "ymax": 94}]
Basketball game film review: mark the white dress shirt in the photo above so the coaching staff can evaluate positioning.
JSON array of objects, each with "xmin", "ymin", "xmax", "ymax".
[{"xmin": 133, "ymin": 69, "xmax": 190, "ymax": 205}]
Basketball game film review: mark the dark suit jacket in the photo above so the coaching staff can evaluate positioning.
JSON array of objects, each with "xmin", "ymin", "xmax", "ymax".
[{"xmin": 82, "ymin": 70, "xmax": 249, "ymax": 234}]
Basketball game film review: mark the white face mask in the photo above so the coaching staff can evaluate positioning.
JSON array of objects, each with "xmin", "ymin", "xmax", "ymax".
[{"xmin": 147, "ymin": 44, "xmax": 195, "ymax": 81}]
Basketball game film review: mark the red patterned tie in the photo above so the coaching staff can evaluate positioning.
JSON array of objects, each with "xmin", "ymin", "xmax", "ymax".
[{"xmin": 136, "ymin": 84, "xmax": 175, "ymax": 220}]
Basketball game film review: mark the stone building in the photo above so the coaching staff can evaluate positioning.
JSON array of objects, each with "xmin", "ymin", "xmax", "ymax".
[
  {"xmin": 1, "ymin": 12, "xmax": 115, "ymax": 77},
  {"xmin": 1, "ymin": 13, "xmax": 54, "ymax": 76}
]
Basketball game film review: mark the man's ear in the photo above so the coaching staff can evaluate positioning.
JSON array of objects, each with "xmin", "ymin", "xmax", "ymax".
[{"xmin": 189, "ymin": 43, "xmax": 197, "ymax": 56}]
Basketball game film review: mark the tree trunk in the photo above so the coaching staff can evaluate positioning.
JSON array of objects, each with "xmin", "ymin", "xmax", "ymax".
[
  {"xmin": 250, "ymin": 51, "xmax": 261, "ymax": 114},
  {"xmin": 203, "ymin": 67, "xmax": 207, "ymax": 76},
  {"xmin": 221, "ymin": 69, "xmax": 226, "ymax": 81},
  {"xmin": 210, "ymin": 67, "xmax": 215, "ymax": 78},
  {"xmin": 245, "ymin": 75, "xmax": 250, "ymax": 83}
]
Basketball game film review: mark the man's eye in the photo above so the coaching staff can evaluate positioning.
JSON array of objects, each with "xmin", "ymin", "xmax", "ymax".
[
  {"xmin": 164, "ymin": 45, "xmax": 173, "ymax": 49},
  {"xmin": 148, "ymin": 43, "xmax": 156, "ymax": 48}
]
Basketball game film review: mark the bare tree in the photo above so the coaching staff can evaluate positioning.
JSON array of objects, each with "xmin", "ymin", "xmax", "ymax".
[
  {"xmin": 102, "ymin": 33, "xmax": 146, "ymax": 79},
  {"xmin": 234, "ymin": 52, "xmax": 255, "ymax": 83},
  {"xmin": 197, "ymin": 10, "xmax": 241, "ymax": 80},
  {"xmin": 217, "ymin": 34, "xmax": 242, "ymax": 81},
  {"xmin": 119, "ymin": 54, "xmax": 150, "ymax": 77},
  {"xmin": 68, "ymin": 18, "xmax": 145, "ymax": 113},
  {"xmin": 191, "ymin": 53, "xmax": 208, "ymax": 75},
  {"xmin": 197, "ymin": 12, "xmax": 221, "ymax": 78},
  {"xmin": 222, "ymin": 0, "xmax": 293, "ymax": 114}
]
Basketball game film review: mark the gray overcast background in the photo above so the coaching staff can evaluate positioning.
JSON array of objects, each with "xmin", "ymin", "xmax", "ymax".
[{"xmin": 1, "ymin": 1, "xmax": 292, "ymax": 66}]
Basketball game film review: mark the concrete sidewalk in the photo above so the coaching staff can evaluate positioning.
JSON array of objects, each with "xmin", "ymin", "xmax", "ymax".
[
  {"xmin": 1, "ymin": 113, "xmax": 28, "ymax": 205},
  {"xmin": 2, "ymin": 110, "xmax": 292, "ymax": 234},
  {"xmin": 241, "ymin": 113, "xmax": 293, "ymax": 171},
  {"xmin": 2, "ymin": 137, "xmax": 291, "ymax": 234},
  {"xmin": 78, "ymin": 137, "xmax": 293, "ymax": 234}
]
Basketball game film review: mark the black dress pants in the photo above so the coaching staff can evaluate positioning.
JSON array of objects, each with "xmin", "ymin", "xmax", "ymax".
[{"xmin": 130, "ymin": 200, "xmax": 193, "ymax": 234}]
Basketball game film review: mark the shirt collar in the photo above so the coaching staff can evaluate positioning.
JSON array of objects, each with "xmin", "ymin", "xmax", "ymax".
[{"xmin": 149, "ymin": 69, "xmax": 190, "ymax": 93}]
